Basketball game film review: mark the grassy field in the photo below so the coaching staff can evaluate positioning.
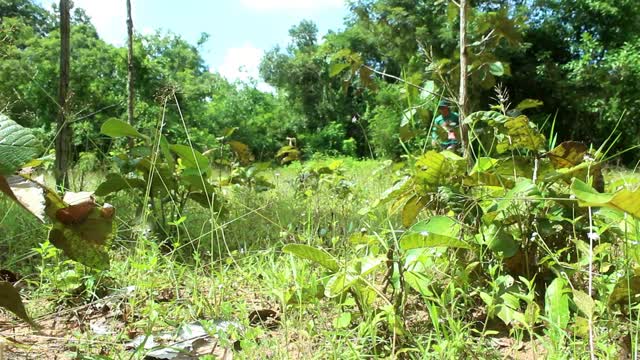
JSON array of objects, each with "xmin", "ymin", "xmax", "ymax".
[{"xmin": 0, "ymin": 158, "xmax": 639, "ymax": 359}]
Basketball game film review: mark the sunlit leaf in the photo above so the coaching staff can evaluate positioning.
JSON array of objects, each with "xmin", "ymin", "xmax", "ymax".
[
  {"xmin": 515, "ymin": 99, "xmax": 544, "ymax": 111},
  {"xmin": 545, "ymin": 277, "xmax": 570, "ymax": 331},
  {"xmin": 282, "ymin": 244, "xmax": 339, "ymax": 272},
  {"xmin": 100, "ymin": 118, "xmax": 148, "ymax": 140},
  {"xmin": 405, "ymin": 271, "xmax": 433, "ymax": 297},
  {"xmin": 400, "ymin": 216, "xmax": 470, "ymax": 250},
  {"xmin": 571, "ymin": 179, "xmax": 640, "ymax": 219},
  {"xmin": 0, "ymin": 114, "xmax": 42, "ymax": 175},
  {"xmin": 329, "ymin": 63, "xmax": 350, "ymax": 77},
  {"xmin": 572, "ymin": 289, "xmax": 595, "ymax": 318},
  {"xmin": 401, "ymin": 195, "xmax": 429, "ymax": 227},
  {"xmin": 170, "ymin": 145, "xmax": 210, "ymax": 173}
]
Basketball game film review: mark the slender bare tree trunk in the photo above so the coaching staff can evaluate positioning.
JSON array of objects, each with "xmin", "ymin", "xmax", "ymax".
[
  {"xmin": 55, "ymin": 0, "xmax": 72, "ymax": 190},
  {"xmin": 459, "ymin": 0, "xmax": 470, "ymax": 159},
  {"xmin": 126, "ymin": 0, "xmax": 135, "ymax": 127}
]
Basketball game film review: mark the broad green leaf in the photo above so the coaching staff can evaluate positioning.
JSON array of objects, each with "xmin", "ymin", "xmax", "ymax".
[
  {"xmin": 497, "ymin": 292, "xmax": 525, "ymax": 326},
  {"xmin": 95, "ymin": 173, "xmax": 146, "ymax": 196},
  {"xmin": 170, "ymin": 144, "xmax": 210, "ymax": 172},
  {"xmin": 282, "ymin": 244, "xmax": 339, "ymax": 272},
  {"xmin": 400, "ymin": 216, "xmax": 470, "ymax": 250},
  {"xmin": 334, "ymin": 312, "xmax": 352, "ymax": 329},
  {"xmin": 0, "ymin": 114, "xmax": 42, "ymax": 175},
  {"xmin": 489, "ymin": 61, "xmax": 505, "ymax": 76},
  {"xmin": 0, "ymin": 281, "xmax": 36, "ymax": 327},
  {"xmin": 572, "ymin": 290, "xmax": 595, "ymax": 318},
  {"xmin": 159, "ymin": 136, "xmax": 175, "ymax": 170},
  {"xmin": 329, "ymin": 63, "xmax": 350, "ymax": 77},
  {"xmin": 524, "ymin": 302, "xmax": 540, "ymax": 327},
  {"xmin": 571, "ymin": 179, "xmax": 640, "ymax": 219},
  {"xmin": 404, "ymin": 271, "xmax": 433, "ymax": 297},
  {"xmin": 471, "ymin": 157, "xmax": 500, "ymax": 173},
  {"xmin": 325, "ymin": 272, "xmax": 356, "ymax": 297},
  {"xmin": 608, "ymin": 275, "xmax": 640, "ymax": 306},
  {"xmin": 515, "ymin": 99, "xmax": 544, "ymax": 111},
  {"xmin": 352, "ymin": 255, "xmax": 385, "ymax": 276},
  {"xmin": 545, "ymin": 277, "xmax": 570, "ymax": 331},
  {"xmin": 485, "ymin": 225, "xmax": 519, "ymax": 258},
  {"xmin": 401, "ymin": 195, "xmax": 428, "ymax": 227},
  {"xmin": 100, "ymin": 118, "xmax": 148, "ymax": 140},
  {"xmin": 378, "ymin": 176, "xmax": 412, "ymax": 206},
  {"xmin": 348, "ymin": 233, "xmax": 377, "ymax": 245}
]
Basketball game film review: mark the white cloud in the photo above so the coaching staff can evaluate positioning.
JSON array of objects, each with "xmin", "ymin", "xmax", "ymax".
[
  {"xmin": 240, "ymin": 0, "xmax": 344, "ymax": 11},
  {"xmin": 214, "ymin": 45, "xmax": 258, "ymax": 80},
  {"xmin": 73, "ymin": 0, "xmax": 129, "ymax": 45},
  {"xmin": 211, "ymin": 45, "xmax": 274, "ymax": 92}
]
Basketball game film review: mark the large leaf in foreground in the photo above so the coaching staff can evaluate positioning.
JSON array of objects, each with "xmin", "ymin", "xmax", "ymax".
[
  {"xmin": 0, "ymin": 281, "xmax": 36, "ymax": 327},
  {"xmin": 571, "ymin": 179, "xmax": 640, "ymax": 219},
  {"xmin": 0, "ymin": 175, "xmax": 45, "ymax": 221},
  {"xmin": 282, "ymin": 244, "xmax": 339, "ymax": 272},
  {"xmin": 0, "ymin": 114, "xmax": 42, "ymax": 175},
  {"xmin": 45, "ymin": 191, "xmax": 114, "ymax": 270},
  {"xmin": 400, "ymin": 216, "xmax": 470, "ymax": 250}
]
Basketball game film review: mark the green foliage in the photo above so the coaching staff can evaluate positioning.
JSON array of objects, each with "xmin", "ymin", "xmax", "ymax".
[
  {"xmin": 0, "ymin": 114, "xmax": 43, "ymax": 174},
  {"xmin": 98, "ymin": 119, "xmax": 225, "ymax": 245},
  {"xmin": 282, "ymin": 244, "xmax": 339, "ymax": 272}
]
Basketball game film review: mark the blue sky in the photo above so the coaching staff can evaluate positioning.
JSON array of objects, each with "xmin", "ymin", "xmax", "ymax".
[{"xmin": 40, "ymin": 0, "xmax": 349, "ymax": 88}]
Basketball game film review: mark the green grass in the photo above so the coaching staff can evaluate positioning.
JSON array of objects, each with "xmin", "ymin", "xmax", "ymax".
[{"xmin": 0, "ymin": 158, "xmax": 639, "ymax": 359}]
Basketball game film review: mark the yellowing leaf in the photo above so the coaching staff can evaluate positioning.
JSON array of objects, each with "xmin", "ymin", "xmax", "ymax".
[
  {"xmin": 571, "ymin": 179, "xmax": 640, "ymax": 219},
  {"xmin": 228, "ymin": 140, "xmax": 255, "ymax": 165},
  {"xmin": 401, "ymin": 195, "xmax": 429, "ymax": 228}
]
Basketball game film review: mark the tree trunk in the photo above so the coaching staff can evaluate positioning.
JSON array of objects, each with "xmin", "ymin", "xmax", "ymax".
[
  {"xmin": 55, "ymin": 0, "xmax": 72, "ymax": 190},
  {"xmin": 126, "ymin": 0, "xmax": 135, "ymax": 128},
  {"xmin": 459, "ymin": 0, "xmax": 470, "ymax": 159}
]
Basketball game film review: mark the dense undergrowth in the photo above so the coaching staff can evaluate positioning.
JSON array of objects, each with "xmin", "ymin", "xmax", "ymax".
[{"xmin": 1, "ymin": 107, "xmax": 640, "ymax": 359}]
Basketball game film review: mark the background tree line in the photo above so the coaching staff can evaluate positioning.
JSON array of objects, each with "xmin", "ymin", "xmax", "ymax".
[{"xmin": 1, "ymin": 0, "xmax": 639, "ymax": 164}]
